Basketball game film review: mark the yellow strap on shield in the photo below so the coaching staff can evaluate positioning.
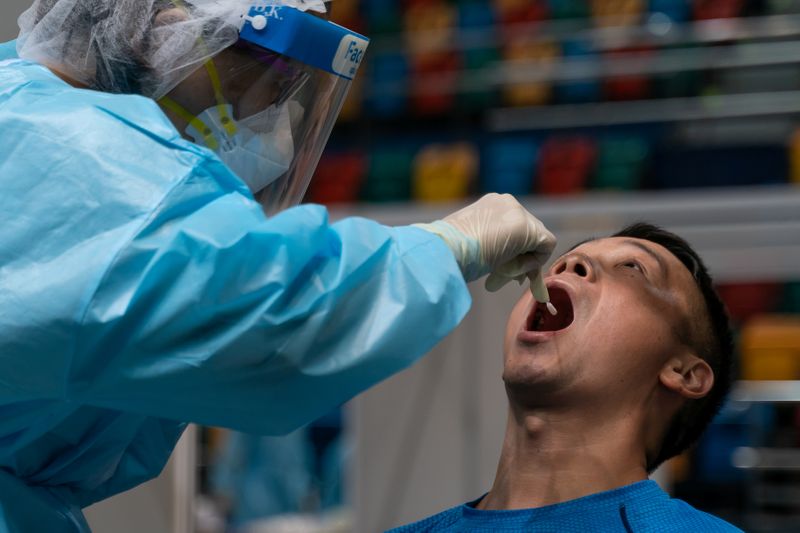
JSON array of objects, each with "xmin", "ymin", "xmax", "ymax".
[
  {"xmin": 203, "ymin": 59, "xmax": 238, "ymax": 137},
  {"xmin": 159, "ymin": 95, "xmax": 220, "ymax": 151},
  {"xmin": 157, "ymin": 56, "xmax": 241, "ymax": 151}
]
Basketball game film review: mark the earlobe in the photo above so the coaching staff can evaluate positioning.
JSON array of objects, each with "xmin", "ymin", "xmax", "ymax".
[{"xmin": 659, "ymin": 357, "xmax": 714, "ymax": 400}]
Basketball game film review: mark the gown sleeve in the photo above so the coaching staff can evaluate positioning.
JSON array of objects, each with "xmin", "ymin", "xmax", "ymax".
[{"xmin": 73, "ymin": 176, "xmax": 471, "ymax": 434}]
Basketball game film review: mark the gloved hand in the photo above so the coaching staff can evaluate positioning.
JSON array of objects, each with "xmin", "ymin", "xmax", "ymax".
[{"xmin": 413, "ymin": 193, "xmax": 557, "ymax": 302}]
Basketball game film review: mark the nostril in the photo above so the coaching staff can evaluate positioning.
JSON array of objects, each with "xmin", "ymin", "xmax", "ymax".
[
  {"xmin": 574, "ymin": 263, "xmax": 587, "ymax": 277},
  {"xmin": 555, "ymin": 262, "xmax": 567, "ymax": 274}
]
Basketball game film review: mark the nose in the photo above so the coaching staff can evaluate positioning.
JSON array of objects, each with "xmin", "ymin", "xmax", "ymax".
[{"xmin": 551, "ymin": 252, "xmax": 595, "ymax": 281}]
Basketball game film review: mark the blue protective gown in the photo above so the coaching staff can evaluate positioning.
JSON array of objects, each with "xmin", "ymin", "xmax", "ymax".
[{"xmin": 0, "ymin": 52, "xmax": 471, "ymax": 531}]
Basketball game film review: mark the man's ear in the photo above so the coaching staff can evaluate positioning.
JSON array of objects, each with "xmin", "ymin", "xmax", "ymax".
[{"xmin": 659, "ymin": 354, "xmax": 714, "ymax": 400}]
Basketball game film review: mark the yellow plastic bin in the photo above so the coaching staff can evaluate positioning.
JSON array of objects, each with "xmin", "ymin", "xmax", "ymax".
[
  {"xmin": 740, "ymin": 315, "xmax": 800, "ymax": 381},
  {"xmin": 412, "ymin": 142, "xmax": 478, "ymax": 202}
]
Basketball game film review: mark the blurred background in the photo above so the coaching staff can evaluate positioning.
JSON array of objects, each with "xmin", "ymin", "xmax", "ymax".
[{"xmin": 3, "ymin": 0, "xmax": 800, "ymax": 532}]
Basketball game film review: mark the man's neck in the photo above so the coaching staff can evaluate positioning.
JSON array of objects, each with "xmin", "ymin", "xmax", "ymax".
[{"xmin": 477, "ymin": 404, "xmax": 649, "ymax": 511}]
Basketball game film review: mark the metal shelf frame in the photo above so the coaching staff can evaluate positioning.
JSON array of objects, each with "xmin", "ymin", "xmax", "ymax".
[{"xmin": 370, "ymin": 13, "xmax": 800, "ymax": 54}]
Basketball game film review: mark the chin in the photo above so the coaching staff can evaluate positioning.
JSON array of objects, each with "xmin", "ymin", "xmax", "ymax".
[
  {"xmin": 502, "ymin": 364, "xmax": 556, "ymax": 390},
  {"xmin": 502, "ymin": 360, "xmax": 570, "ymax": 403},
  {"xmin": 503, "ymin": 381, "xmax": 566, "ymax": 410}
]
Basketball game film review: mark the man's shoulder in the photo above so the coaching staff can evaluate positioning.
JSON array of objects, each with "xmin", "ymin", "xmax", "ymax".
[
  {"xmin": 628, "ymin": 492, "xmax": 744, "ymax": 532},
  {"xmin": 384, "ymin": 505, "xmax": 462, "ymax": 533},
  {"xmin": 662, "ymin": 498, "xmax": 744, "ymax": 532},
  {"xmin": 384, "ymin": 483, "xmax": 744, "ymax": 533}
]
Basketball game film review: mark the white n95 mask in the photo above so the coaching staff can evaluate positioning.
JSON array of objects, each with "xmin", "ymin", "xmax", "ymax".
[{"xmin": 185, "ymin": 102, "xmax": 299, "ymax": 193}]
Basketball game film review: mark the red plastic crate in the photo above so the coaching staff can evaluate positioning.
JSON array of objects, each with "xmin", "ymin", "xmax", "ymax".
[
  {"xmin": 603, "ymin": 46, "xmax": 653, "ymax": 101},
  {"xmin": 410, "ymin": 51, "xmax": 462, "ymax": 115},
  {"xmin": 716, "ymin": 282, "xmax": 785, "ymax": 325},
  {"xmin": 494, "ymin": 0, "xmax": 549, "ymax": 25},
  {"xmin": 537, "ymin": 136, "xmax": 597, "ymax": 195},
  {"xmin": 693, "ymin": 0, "xmax": 744, "ymax": 20},
  {"xmin": 307, "ymin": 153, "xmax": 367, "ymax": 205}
]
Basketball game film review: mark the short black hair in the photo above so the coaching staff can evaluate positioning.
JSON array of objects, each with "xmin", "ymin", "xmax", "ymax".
[{"xmin": 610, "ymin": 223, "xmax": 734, "ymax": 472}]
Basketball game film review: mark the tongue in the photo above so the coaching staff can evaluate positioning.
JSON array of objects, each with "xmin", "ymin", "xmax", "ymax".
[{"xmin": 538, "ymin": 306, "xmax": 569, "ymax": 331}]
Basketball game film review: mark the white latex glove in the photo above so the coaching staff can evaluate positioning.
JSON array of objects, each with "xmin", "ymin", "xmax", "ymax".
[{"xmin": 413, "ymin": 193, "xmax": 557, "ymax": 302}]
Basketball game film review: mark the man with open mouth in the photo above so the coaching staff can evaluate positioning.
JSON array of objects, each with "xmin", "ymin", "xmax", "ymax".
[{"xmin": 390, "ymin": 222, "xmax": 743, "ymax": 532}]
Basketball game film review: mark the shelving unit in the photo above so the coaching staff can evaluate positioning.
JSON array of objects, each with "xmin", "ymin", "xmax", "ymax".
[
  {"xmin": 489, "ymin": 90, "xmax": 800, "ymax": 130},
  {"xmin": 339, "ymin": 184, "xmax": 800, "ymax": 281},
  {"xmin": 311, "ymin": 1, "xmax": 800, "ymax": 205},
  {"xmin": 723, "ymin": 380, "xmax": 800, "ymax": 532},
  {"xmin": 732, "ymin": 380, "xmax": 800, "ymax": 403}
]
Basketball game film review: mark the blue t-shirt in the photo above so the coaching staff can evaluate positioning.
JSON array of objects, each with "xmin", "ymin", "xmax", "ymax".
[{"xmin": 388, "ymin": 480, "xmax": 742, "ymax": 532}]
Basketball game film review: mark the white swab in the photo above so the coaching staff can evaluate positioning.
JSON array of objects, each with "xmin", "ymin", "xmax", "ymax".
[{"xmin": 546, "ymin": 302, "xmax": 558, "ymax": 316}]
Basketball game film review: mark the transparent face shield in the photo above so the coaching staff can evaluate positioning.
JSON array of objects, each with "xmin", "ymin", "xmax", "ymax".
[{"xmin": 159, "ymin": 5, "xmax": 368, "ymax": 215}]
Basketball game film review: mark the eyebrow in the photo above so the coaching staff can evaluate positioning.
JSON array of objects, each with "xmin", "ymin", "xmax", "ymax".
[{"xmin": 622, "ymin": 239, "xmax": 668, "ymax": 279}]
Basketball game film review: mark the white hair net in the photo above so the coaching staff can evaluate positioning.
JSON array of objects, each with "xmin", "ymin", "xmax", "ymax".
[{"xmin": 16, "ymin": 0, "xmax": 328, "ymax": 98}]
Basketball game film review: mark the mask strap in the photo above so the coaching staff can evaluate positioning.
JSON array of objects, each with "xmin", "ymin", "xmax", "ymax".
[
  {"xmin": 203, "ymin": 59, "xmax": 238, "ymax": 137},
  {"xmin": 157, "ymin": 55, "xmax": 241, "ymax": 151},
  {"xmin": 159, "ymin": 95, "xmax": 220, "ymax": 151}
]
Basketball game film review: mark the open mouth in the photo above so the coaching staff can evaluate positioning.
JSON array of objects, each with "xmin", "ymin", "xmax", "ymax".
[{"xmin": 526, "ymin": 287, "xmax": 575, "ymax": 333}]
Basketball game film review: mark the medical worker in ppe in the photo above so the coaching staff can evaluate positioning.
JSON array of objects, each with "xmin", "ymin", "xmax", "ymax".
[{"xmin": 0, "ymin": 1, "xmax": 556, "ymax": 531}]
